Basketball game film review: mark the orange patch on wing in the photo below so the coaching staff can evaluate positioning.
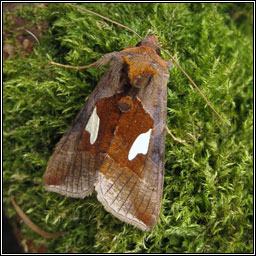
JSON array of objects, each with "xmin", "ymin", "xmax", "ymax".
[{"xmin": 78, "ymin": 93, "xmax": 153, "ymax": 179}]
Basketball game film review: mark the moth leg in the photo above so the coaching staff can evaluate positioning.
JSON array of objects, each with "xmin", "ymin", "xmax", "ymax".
[
  {"xmin": 166, "ymin": 125, "xmax": 186, "ymax": 143},
  {"xmin": 172, "ymin": 51, "xmax": 179, "ymax": 59},
  {"xmin": 165, "ymin": 52, "xmax": 179, "ymax": 69},
  {"xmin": 51, "ymin": 52, "xmax": 121, "ymax": 70}
]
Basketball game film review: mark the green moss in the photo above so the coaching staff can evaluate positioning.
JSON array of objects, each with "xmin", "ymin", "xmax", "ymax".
[{"xmin": 3, "ymin": 3, "xmax": 253, "ymax": 253}]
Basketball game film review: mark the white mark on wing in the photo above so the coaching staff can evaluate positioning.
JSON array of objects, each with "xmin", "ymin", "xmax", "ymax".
[
  {"xmin": 128, "ymin": 129, "xmax": 152, "ymax": 161},
  {"xmin": 85, "ymin": 107, "xmax": 100, "ymax": 144}
]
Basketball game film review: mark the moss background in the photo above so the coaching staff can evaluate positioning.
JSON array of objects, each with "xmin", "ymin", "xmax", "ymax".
[{"xmin": 3, "ymin": 3, "xmax": 253, "ymax": 253}]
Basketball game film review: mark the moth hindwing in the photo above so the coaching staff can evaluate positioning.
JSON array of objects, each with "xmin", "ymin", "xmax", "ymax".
[{"xmin": 44, "ymin": 35, "xmax": 172, "ymax": 231}]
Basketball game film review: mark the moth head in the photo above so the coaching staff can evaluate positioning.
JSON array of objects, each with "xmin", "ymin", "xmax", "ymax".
[{"xmin": 136, "ymin": 34, "xmax": 161, "ymax": 56}]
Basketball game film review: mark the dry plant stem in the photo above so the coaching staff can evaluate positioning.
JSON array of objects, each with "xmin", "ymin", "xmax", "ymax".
[{"xmin": 10, "ymin": 195, "xmax": 64, "ymax": 239}]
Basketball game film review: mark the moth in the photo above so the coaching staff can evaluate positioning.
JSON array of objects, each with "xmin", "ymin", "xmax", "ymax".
[
  {"xmin": 43, "ymin": 33, "xmax": 173, "ymax": 231},
  {"xmin": 43, "ymin": 5, "xmax": 223, "ymax": 232}
]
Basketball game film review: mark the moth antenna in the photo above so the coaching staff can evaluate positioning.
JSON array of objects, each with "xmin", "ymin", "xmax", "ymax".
[
  {"xmin": 161, "ymin": 48, "xmax": 229, "ymax": 125},
  {"xmin": 66, "ymin": 3, "xmax": 228, "ymax": 125},
  {"xmin": 67, "ymin": 3, "xmax": 143, "ymax": 40},
  {"xmin": 10, "ymin": 195, "xmax": 64, "ymax": 238},
  {"xmin": 51, "ymin": 61, "xmax": 95, "ymax": 70}
]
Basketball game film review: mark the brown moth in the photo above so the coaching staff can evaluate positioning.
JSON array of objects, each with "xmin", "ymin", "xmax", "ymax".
[
  {"xmin": 44, "ymin": 4, "xmax": 224, "ymax": 232},
  {"xmin": 44, "ymin": 34, "xmax": 173, "ymax": 231}
]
